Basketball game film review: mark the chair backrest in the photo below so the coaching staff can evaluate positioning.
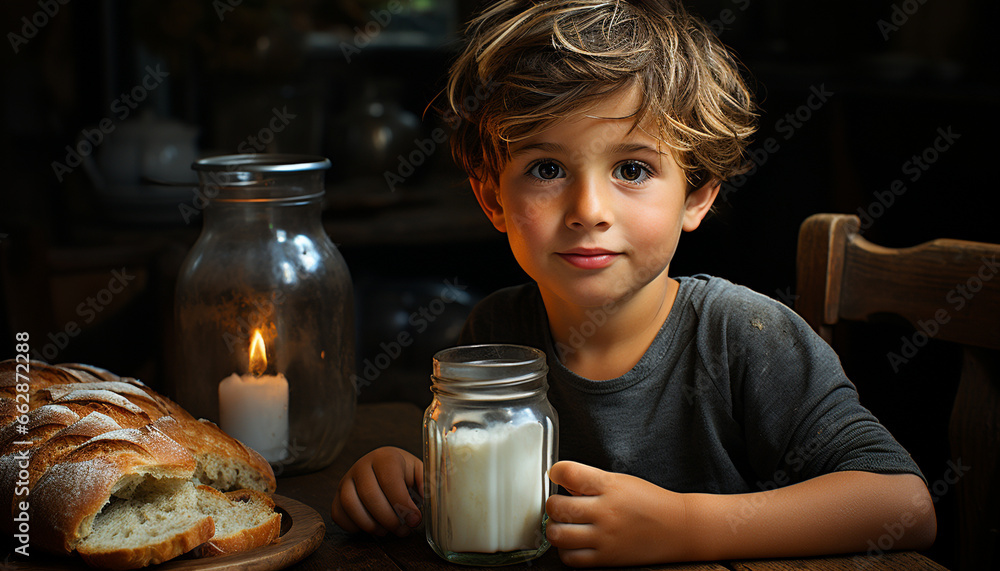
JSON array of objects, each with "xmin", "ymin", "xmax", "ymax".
[
  {"xmin": 796, "ymin": 213, "xmax": 1000, "ymax": 349},
  {"xmin": 795, "ymin": 213, "xmax": 1000, "ymax": 571}
]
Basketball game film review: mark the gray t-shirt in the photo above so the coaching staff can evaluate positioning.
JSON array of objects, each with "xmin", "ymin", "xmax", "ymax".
[{"xmin": 458, "ymin": 275, "xmax": 923, "ymax": 494}]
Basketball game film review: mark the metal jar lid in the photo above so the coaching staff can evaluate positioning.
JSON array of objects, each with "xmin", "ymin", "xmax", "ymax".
[{"xmin": 192, "ymin": 154, "xmax": 331, "ymax": 172}]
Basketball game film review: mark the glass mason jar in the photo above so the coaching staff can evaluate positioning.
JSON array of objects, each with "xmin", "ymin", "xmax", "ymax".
[
  {"xmin": 172, "ymin": 154, "xmax": 355, "ymax": 476},
  {"xmin": 423, "ymin": 344, "xmax": 558, "ymax": 566}
]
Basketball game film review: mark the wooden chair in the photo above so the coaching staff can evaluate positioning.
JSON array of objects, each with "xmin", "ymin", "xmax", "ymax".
[{"xmin": 795, "ymin": 213, "xmax": 1000, "ymax": 571}]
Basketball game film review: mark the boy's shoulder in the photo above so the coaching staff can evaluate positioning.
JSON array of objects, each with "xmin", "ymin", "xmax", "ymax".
[
  {"xmin": 677, "ymin": 275, "xmax": 811, "ymax": 343},
  {"xmin": 459, "ymin": 283, "xmax": 544, "ymax": 345},
  {"xmin": 465, "ymin": 277, "xmax": 798, "ymax": 326},
  {"xmin": 476, "ymin": 282, "xmax": 541, "ymax": 306},
  {"xmin": 680, "ymin": 274, "xmax": 792, "ymax": 314},
  {"xmin": 466, "ymin": 282, "xmax": 541, "ymax": 321},
  {"xmin": 463, "ymin": 277, "xmax": 806, "ymax": 341}
]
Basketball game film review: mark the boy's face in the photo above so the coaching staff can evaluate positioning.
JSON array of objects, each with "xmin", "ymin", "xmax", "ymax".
[{"xmin": 470, "ymin": 89, "xmax": 718, "ymax": 310}]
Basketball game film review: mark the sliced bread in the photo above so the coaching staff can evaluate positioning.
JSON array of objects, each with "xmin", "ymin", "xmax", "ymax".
[
  {"xmin": 77, "ymin": 481, "xmax": 281, "ymax": 568},
  {"xmin": 192, "ymin": 486, "xmax": 282, "ymax": 557},
  {"xmin": 77, "ymin": 479, "xmax": 215, "ymax": 570}
]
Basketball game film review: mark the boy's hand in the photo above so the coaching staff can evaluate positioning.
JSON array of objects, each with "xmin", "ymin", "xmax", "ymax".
[
  {"xmin": 332, "ymin": 446, "xmax": 424, "ymax": 538},
  {"xmin": 545, "ymin": 460, "xmax": 689, "ymax": 567}
]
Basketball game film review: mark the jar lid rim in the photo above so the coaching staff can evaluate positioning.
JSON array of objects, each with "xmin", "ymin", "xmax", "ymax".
[
  {"xmin": 433, "ymin": 344, "xmax": 546, "ymax": 366},
  {"xmin": 193, "ymin": 154, "xmax": 331, "ymax": 172}
]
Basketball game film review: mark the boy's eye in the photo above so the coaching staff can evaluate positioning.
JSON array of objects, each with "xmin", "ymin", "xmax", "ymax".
[
  {"xmin": 530, "ymin": 161, "xmax": 564, "ymax": 180},
  {"xmin": 613, "ymin": 161, "xmax": 650, "ymax": 183}
]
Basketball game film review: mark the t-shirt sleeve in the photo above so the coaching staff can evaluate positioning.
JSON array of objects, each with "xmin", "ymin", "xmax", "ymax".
[
  {"xmin": 458, "ymin": 284, "xmax": 541, "ymax": 347},
  {"xmin": 702, "ymin": 285, "xmax": 926, "ymax": 485},
  {"xmin": 459, "ymin": 292, "xmax": 506, "ymax": 345}
]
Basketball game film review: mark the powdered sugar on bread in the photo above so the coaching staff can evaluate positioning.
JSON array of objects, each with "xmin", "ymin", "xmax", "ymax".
[{"xmin": 0, "ymin": 360, "xmax": 280, "ymax": 568}]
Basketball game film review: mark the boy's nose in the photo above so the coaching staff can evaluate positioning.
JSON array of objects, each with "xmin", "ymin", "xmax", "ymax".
[{"xmin": 564, "ymin": 178, "xmax": 612, "ymax": 230}]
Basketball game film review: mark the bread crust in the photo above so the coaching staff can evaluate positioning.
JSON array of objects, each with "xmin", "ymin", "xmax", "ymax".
[
  {"xmin": 31, "ymin": 423, "xmax": 197, "ymax": 554},
  {"xmin": 0, "ymin": 403, "xmax": 79, "ymax": 453},
  {"xmin": 191, "ymin": 487, "xmax": 282, "ymax": 557},
  {"xmin": 0, "ymin": 411, "xmax": 120, "ymax": 534},
  {"xmin": 77, "ymin": 515, "xmax": 215, "ymax": 571},
  {"xmin": 59, "ymin": 362, "xmax": 123, "ymax": 383},
  {"xmin": 0, "ymin": 360, "xmax": 83, "ymax": 393},
  {"xmin": 40, "ymin": 389, "xmax": 154, "ymax": 428},
  {"xmin": 0, "ymin": 359, "xmax": 279, "ymax": 566},
  {"xmin": 39, "ymin": 382, "xmax": 170, "ymax": 418},
  {"xmin": 155, "ymin": 416, "xmax": 277, "ymax": 493}
]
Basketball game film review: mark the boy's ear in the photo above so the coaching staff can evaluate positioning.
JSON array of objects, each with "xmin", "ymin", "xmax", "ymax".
[
  {"xmin": 681, "ymin": 178, "xmax": 720, "ymax": 232},
  {"xmin": 469, "ymin": 177, "xmax": 507, "ymax": 233}
]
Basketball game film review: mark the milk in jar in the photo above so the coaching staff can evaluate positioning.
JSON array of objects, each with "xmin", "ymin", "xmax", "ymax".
[{"xmin": 423, "ymin": 345, "xmax": 558, "ymax": 566}]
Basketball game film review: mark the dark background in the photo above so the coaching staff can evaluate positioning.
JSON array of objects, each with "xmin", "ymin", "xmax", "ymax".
[{"xmin": 0, "ymin": 1, "xmax": 994, "ymax": 568}]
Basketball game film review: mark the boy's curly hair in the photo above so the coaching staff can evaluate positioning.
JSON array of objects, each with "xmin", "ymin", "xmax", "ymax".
[{"xmin": 444, "ymin": 0, "xmax": 757, "ymax": 191}]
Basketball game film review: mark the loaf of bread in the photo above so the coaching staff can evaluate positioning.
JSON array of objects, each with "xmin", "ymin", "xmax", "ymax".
[{"xmin": 0, "ymin": 359, "xmax": 281, "ymax": 568}]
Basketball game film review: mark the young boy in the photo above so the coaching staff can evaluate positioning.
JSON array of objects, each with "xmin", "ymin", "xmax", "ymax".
[{"xmin": 332, "ymin": 0, "xmax": 936, "ymax": 566}]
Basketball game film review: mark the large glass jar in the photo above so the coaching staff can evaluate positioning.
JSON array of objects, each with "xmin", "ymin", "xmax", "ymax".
[
  {"xmin": 423, "ymin": 344, "xmax": 558, "ymax": 566},
  {"xmin": 173, "ymin": 154, "xmax": 355, "ymax": 476}
]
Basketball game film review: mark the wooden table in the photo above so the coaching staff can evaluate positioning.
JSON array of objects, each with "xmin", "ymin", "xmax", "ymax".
[{"xmin": 280, "ymin": 402, "xmax": 950, "ymax": 571}]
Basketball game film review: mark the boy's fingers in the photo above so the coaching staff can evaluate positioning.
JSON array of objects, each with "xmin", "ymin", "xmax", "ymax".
[
  {"xmin": 546, "ymin": 493, "xmax": 597, "ymax": 525},
  {"xmin": 545, "ymin": 520, "xmax": 596, "ymax": 551},
  {"xmin": 412, "ymin": 457, "xmax": 425, "ymax": 504},
  {"xmin": 402, "ymin": 453, "xmax": 425, "ymax": 526},
  {"xmin": 373, "ymin": 461, "xmax": 422, "ymax": 531},
  {"xmin": 329, "ymin": 448, "xmax": 424, "ymax": 537},
  {"xmin": 549, "ymin": 460, "xmax": 605, "ymax": 496},
  {"xmin": 352, "ymin": 464, "xmax": 413, "ymax": 535},
  {"xmin": 557, "ymin": 547, "xmax": 601, "ymax": 569},
  {"xmin": 333, "ymin": 477, "xmax": 387, "ymax": 536},
  {"xmin": 331, "ymin": 490, "xmax": 359, "ymax": 533}
]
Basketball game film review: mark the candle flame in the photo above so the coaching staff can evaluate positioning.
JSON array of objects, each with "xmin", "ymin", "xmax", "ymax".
[{"xmin": 249, "ymin": 330, "xmax": 267, "ymax": 376}]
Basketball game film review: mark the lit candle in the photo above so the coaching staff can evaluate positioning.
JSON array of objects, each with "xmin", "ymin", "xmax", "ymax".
[{"xmin": 219, "ymin": 330, "xmax": 289, "ymax": 462}]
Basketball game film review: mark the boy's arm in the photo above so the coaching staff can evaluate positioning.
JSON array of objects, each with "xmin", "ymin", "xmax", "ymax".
[{"xmin": 545, "ymin": 461, "xmax": 935, "ymax": 568}]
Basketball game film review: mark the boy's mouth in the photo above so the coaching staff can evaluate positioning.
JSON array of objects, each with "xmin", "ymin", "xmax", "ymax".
[{"xmin": 557, "ymin": 248, "xmax": 620, "ymax": 269}]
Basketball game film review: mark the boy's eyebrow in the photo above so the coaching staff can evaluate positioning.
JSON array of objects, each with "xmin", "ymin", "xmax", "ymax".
[
  {"xmin": 607, "ymin": 142, "xmax": 665, "ymax": 156},
  {"xmin": 509, "ymin": 141, "xmax": 665, "ymax": 157},
  {"xmin": 509, "ymin": 142, "xmax": 567, "ymax": 156}
]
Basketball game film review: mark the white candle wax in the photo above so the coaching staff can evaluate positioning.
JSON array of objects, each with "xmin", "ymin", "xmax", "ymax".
[
  {"xmin": 437, "ymin": 422, "xmax": 545, "ymax": 553},
  {"xmin": 218, "ymin": 372, "xmax": 289, "ymax": 462}
]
